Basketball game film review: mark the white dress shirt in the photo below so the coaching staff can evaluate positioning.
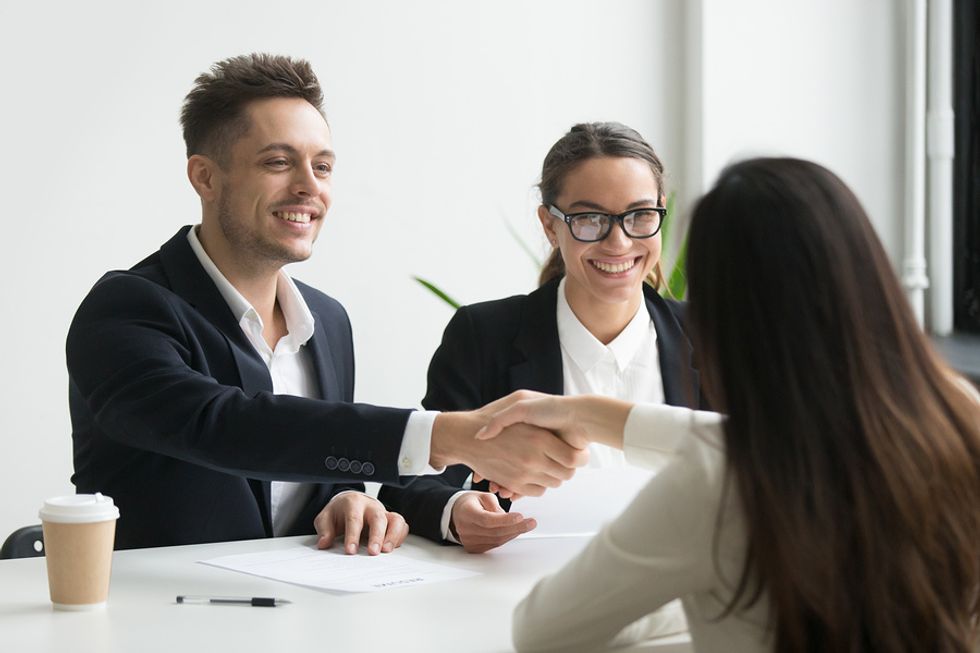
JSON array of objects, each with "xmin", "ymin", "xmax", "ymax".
[
  {"xmin": 187, "ymin": 227, "xmax": 436, "ymax": 536},
  {"xmin": 556, "ymin": 277, "xmax": 664, "ymax": 467}
]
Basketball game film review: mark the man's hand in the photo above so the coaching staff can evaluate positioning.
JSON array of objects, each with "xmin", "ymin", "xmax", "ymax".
[
  {"xmin": 450, "ymin": 492, "xmax": 536, "ymax": 553},
  {"xmin": 430, "ymin": 406, "xmax": 589, "ymax": 497},
  {"xmin": 314, "ymin": 492, "xmax": 409, "ymax": 556}
]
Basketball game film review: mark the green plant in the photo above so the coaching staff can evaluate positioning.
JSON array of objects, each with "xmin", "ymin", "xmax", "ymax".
[
  {"xmin": 660, "ymin": 193, "xmax": 688, "ymax": 300},
  {"xmin": 411, "ymin": 275, "xmax": 461, "ymax": 310}
]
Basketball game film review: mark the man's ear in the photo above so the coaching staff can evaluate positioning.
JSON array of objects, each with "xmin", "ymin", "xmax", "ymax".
[
  {"xmin": 537, "ymin": 205, "xmax": 559, "ymax": 247},
  {"xmin": 187, "ymin": 155, "xmax": 220, "ymax": 201}
]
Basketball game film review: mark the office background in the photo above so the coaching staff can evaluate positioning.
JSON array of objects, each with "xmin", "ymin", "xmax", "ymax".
[{"xmin": 0, "ymin": 0, "xmax": 913, "ymax": 532}]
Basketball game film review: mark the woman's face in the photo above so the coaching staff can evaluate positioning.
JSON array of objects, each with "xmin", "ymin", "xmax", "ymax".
[{"xmin": 538, "ymin": 156, "xmax": 663, "ymax": 312}]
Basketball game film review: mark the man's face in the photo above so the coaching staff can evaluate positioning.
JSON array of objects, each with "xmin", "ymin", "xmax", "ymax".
[{"xmin": 212, "ymin": 97, "xmax": 334, "ymax": 271}]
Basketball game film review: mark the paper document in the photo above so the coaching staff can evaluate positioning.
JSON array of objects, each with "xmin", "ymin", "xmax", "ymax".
[
  {"xmin": 515, "ymin": 465, "xmax": 658, "ymax": 538},
  {"xmin": 200, "ymin": 545, "xmax": 479, "ymax": 593}
]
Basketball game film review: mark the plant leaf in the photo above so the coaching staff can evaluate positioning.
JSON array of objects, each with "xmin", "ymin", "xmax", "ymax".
[
  {"xmin": 667, "ymin": 231, "xmax": 688, "ymax": 300},
  {"xmin": 502, "ymin": 216, "xmax": 543, "ymax": 269},
  {"xmin": 412, "ymin": 276, "xmax": 461, "ymax": 310}
]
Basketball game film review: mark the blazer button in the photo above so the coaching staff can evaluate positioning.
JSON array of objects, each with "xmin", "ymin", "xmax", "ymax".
[
  {"xmin": 349, "ymin": 460, "xmax": 362, "ymax": 474},
  {"xmin": 337, "ymin": 457, "xmax": 351, "ymax": 472},
  {"xmin": 324, "ymin": 456, "xmax": 338, "ymax": 471},
  {"xmin": 361, "ymin": 462, "xmax": 375, "ymax": 477}
]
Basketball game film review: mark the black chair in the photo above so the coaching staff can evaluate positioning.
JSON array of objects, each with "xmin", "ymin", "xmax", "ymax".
[{"xmin": 1, "ymin": 525, "xmax": 45, "ymax": 559}]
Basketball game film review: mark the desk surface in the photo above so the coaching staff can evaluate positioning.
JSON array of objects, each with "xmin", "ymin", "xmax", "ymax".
[{"xmin": 0, "ymin": 534, "xmax": 692, "ymax": 653}]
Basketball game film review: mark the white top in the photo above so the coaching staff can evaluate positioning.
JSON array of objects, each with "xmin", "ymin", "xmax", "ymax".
[
  {"xmin": 556, "ymin": 276, "xmax": 664, "ymax": 468},
  {"xmin": 187, "ymin": 228, "xmax": 437, "ymax": 535},
  {"xmin": 512, "ymin": 403, "xmax": 771, "ymax": 653}
]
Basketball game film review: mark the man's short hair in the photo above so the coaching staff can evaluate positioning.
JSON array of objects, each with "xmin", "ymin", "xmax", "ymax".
[{"xmin": 180, "ymin": 53, "xmax": 325, "ymax": 166}]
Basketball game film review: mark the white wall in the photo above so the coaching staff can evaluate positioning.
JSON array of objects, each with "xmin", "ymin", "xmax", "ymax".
[
  {"xmin": 0, "ymin": 0, "xmax": 684, "ymax": 532},
  {"xmin": 0, "ymin": 0, "xmax": 905, "ymax": 535},
  {"xmin": 695, "ymin": 0, "xmax": 905, "ymax": 257}
]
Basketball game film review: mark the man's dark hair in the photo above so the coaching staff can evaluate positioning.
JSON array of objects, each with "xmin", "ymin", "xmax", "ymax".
[{"xmin": 180, "ymin": 53, "xmax": 325, "ymax": 166}]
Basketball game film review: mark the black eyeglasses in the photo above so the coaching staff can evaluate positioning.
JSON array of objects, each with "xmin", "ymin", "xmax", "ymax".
[{"xmin": 547, "ymin": 204, "xmax": 667, "ymax": 242}]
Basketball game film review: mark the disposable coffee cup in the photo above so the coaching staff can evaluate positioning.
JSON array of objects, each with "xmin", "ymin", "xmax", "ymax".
[{"xmin": 38, "ymin": 493, "xmax": 120, "ymax": 611}]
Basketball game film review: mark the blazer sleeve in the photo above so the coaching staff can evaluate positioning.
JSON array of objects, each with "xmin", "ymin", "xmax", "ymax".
[
  {"xmin": 379, "ymin": 306, "xmax": 484, "ymax": 542},
  {"xmin": 67, "ymin": 273, "xmax": 412, "ymax": 485}
]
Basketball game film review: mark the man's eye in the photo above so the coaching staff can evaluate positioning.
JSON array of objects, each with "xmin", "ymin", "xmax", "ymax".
[
  {"xmin": 265, "ymin": 159, "xmax": 289, "ymax": 168},
  {"xmin": 314, "ymin": 163, "xmax": 333, "ymax": 176}
]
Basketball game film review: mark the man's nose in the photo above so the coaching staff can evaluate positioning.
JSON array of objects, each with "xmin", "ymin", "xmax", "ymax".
[{"xmin": 290, "ymin": 166, "xmax": 319, "ymax": 197}]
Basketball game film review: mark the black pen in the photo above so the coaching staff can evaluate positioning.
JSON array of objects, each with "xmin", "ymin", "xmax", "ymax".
[{"xmin": 176, "ymin": 595, "xmax": 291, "ymax": 607}]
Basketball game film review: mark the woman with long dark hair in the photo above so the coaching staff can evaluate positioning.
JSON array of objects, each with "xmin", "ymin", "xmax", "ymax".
[{"xmin": 482, "ymin": 158, "xmax": 980, "ymax": 652}]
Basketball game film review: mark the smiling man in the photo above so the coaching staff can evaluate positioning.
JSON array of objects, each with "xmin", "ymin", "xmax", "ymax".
[{"xmin": 66, "ymin": 54, "xmax": 587, "ymax": 551}]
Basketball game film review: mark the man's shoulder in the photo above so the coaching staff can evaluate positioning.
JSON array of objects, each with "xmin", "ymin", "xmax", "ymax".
[{"xmin": 84, "ymin": 251, "xmax": 171, "ymax": 302}]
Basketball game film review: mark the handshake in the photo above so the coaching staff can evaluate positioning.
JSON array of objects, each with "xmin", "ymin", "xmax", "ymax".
[
  {"xmin": 317, "ymin": 391, "xmax": 633, "ymax": 555},
  {"xmin": 430, "ymin": 390, "xmax": 632, "ymax": 497}
]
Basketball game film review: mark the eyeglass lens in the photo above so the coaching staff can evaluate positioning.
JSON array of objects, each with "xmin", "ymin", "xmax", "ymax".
[{"xmin": 569, "ymin": 210, "xmax": 661, "ymax": 241}]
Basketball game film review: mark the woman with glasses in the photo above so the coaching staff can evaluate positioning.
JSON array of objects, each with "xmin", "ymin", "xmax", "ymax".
[
  {"xmin": 478, "ymin": 158, "xmax": 980, "ymax": 653},
  {"xmin": 380, "ymin": 123, "xmax": 699, "ymax": 638}
]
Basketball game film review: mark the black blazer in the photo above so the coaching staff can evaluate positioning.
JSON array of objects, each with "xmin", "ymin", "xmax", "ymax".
[
  {"xmin": 379, "ymin": 278, "xmax": 700, "ymax": 542},
  {"xmin": 67, "ymin": 227, "xmax": 413, "ymax": 549}
]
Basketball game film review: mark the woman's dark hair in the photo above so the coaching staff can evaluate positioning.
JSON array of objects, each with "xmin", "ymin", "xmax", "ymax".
[
  {"xmin": 537, "ymin": 122, "xmax": 667, "ymax": 288},
  {"xmin": 686, "ymin": 157, "xmax": 980, "ymax": 652},
  {"xmin": 180, "ymin": 53, "xmax": 325, "ymax": 167}
]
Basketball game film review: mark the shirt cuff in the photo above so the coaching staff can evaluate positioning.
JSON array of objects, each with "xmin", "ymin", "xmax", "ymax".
[
  {"xmin": 397, "ymin": 410, "xmax": 443, "ymax": 476},
  {"xmin": 440, "ymin": 490, "xmax": 475, "ymax": 543}
]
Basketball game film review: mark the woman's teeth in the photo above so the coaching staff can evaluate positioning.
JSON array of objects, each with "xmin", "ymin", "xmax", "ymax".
[{"xmin": 591, "ymin": 259, "xmax": 636, "ymax": 273}]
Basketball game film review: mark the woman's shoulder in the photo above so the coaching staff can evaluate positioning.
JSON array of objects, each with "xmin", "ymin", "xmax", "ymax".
[
  {"xmin": 456, "ymin": 280, "xmax": 559, "ymax": 327},
  {"xmin": 642, "ymin": 283, "xmax": 688, "ymax": 323}
]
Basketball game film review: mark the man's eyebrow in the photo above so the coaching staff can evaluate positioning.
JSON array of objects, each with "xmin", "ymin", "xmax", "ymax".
[
  {"xmin": 255, "ymin": 143, "xmax": 336, "ymax": 160},
  {"xmin": 566, "ymin": 198, "xmax": 660, "ymax": 212}
]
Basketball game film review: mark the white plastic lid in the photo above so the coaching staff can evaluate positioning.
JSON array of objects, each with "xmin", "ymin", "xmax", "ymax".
[{"xmin": 38, "ymin": 493, "xmax": 120, "ymax": 524}]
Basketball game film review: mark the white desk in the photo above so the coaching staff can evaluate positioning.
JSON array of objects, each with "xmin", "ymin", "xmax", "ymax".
[{"xmin": 0, "ymin": 534, "xmax": 692, "ymax": 653}]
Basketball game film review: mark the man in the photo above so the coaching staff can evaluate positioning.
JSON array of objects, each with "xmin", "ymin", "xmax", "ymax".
[{"xmin": 66, "ymin": 53, "xmax": 586, "ymax": 551}]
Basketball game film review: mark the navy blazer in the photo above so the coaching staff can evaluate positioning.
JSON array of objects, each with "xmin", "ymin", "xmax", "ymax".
[
  {"xmin": 379, "ymin": 278, "xmax": 701, "ymax": 542},
  {"xmin": 67, "ymin": 227, "xmax": 412, "ymax": 549}
]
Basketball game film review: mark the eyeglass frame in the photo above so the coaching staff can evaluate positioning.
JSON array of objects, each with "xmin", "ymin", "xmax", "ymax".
[{"xmin": 546, "ymin": 204, "xmax": 668, "ymax": 243}]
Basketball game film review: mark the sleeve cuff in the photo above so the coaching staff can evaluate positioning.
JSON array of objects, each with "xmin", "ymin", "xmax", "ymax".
[
  {"xmin": 439, "ymin": 490, "xmax": 474, "ymax": 544},
  {"xmin": 397, "ymin": 410, "xmax": 443, "ymax": 476}
]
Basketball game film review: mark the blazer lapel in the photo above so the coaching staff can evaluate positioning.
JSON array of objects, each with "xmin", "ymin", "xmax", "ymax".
[
  {"xmin": 158, "ymin": 227, "xmax": 274, "ymax": 397},
  {"xmin": 304, "ymin": 315, "xmax": 341, "ymax": 402},
  {"xmin": 510, "ymin": 279, "xmax": 565, "ymax": 395},
  {"xmin": 643, "ymin": 286, "xmax": 700, "ymax": 408},
  {"xmin": 158, "ymin": 226, "xmax": 274, "ymax": 536}
]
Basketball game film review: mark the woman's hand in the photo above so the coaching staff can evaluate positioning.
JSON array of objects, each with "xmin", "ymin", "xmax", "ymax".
[{"xmin": 476, "ymin": 391, "xmax": 629, "ymax": 450}]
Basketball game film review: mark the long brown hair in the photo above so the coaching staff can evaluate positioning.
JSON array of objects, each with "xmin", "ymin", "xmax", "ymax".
[
  {"xmin": 686, "ymin": 157, "xmax": 980, "ymax": 652},
  {"xmin": 537, "ymin": 122, "xmax": 666, "ymax": 289}
]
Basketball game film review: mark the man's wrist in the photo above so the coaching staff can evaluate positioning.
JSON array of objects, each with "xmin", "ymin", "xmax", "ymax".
[
  {"xmin": 327, "ymin": 489, "xmax": 362, "ymax": 505},
  {"xmin": 441, "ymin": 490, "xmax": 473, "ymax": 543},
  {"xmin": 430, "ymin": 412, "xmax": 474, "ymax": 469}
]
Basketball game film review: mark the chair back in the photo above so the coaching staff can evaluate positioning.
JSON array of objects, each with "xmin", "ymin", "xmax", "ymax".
[{"xmin": 1, "ymin": 525, "xmax": 45, "ymax": 559}]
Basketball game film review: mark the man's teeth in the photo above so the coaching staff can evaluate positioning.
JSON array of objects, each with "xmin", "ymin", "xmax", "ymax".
[
  {"xmin": 591, "ymin": 259, "xmax": 636, "ymax": 273},
  {"xmin": 276, "ymin": 211, "xmax": 311, "ymax": 224}
]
